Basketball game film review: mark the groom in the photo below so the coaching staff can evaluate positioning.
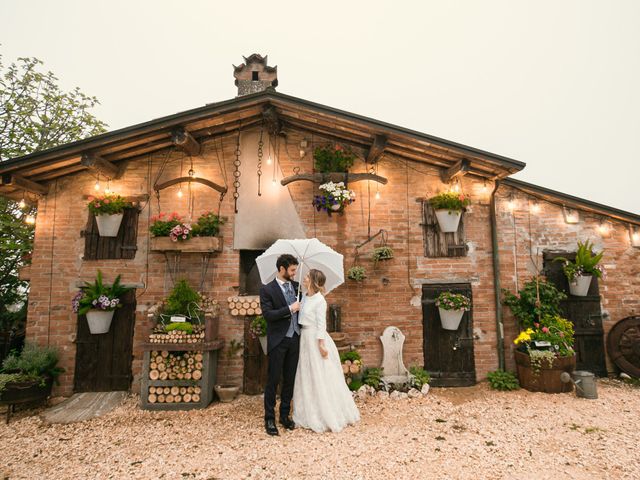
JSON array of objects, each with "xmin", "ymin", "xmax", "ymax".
[{"xmin": 259, "ymin": 253, "xmax": 301, "ymax": 436}]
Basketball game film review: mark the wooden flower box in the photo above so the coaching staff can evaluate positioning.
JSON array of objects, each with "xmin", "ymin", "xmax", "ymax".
[{"xmin": 150, "ymin": 236, "xmax": 222, "ymax": 253}]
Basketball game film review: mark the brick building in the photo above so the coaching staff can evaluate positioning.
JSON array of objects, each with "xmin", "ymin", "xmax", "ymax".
[{"xmin": 1, "ymin": 54, "xmax": 638, "ymax": 396}]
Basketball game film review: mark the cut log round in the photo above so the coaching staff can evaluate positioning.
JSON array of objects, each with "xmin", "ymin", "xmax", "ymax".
[
  {"xmin": 159, "ymin": 371, "xmax": 168, "ymax": 380},
  {"xmin": 192, "ymin": 370, "xmax": 202, "ymax": 380},
  {"xmin": 161, "ymin": 350, "xmax": 169, "ymax": 358},
  {"xmin": 148, "ymin": 394, "xmax": 157, "ymax": 403},
  {"xmin": 171, "ymin": 386, "xmax": 180, "ymax": 396},
  {"xmin": 194, "ymin": 386, "xmax": 201, "ymax": 395},
  {"xmin": 174, "ymin": 395, "xmax": 182, "ymax": 403},
  {"xmin": 187, "ymin": 386, "xmax": 195, "ymax": 394},
  {"xmin": 195, "ymin": 362, "xmax": 203, "ymax": 370},
  {"xmin": 150, "ymin": 362, "xmax": 158, "ymax": 370},
  {"xmin": 166, "ymin": 394, "xmax": 175, "ymax": 403},
  {"xmin": 163, "ymin": 387, "xmax": 171, "ymax": 395},
  {"xmin": 349, "ymin": 364, "xmax": 360, "ymax": 373},
  {"xmin": 180, "ymin": 387, "xmax": 187, "ymax": 395},
  {"xmin": 242, "ymin": 302, "xmax": 250, "ymax": 309},
  {"xmin": 192, "ymin": 394, "xmax": 200, "ymax": 403},
  {"xmin": 231, "ymin": 309, "xmax": 239, "ymax": 316},
  {"xmin": 250, "ymin": 301, "xmax": 259, "ymax": 309},
  {"xmin": 256, "ymin": 308, "xmax": 262, "ymax": 315},
  {"xmin": 342, "ymin": 364, "xmax": 350, "ymax": 374},
  {"xmin": 157, "ymin": 394, "xmax": 166, "ymax": 403},
  {"xmin": 247, "ymin": 308, "xmax": 255, "ymax": 316},
  {"xmin": 239, "ymin": 308, "xmax": 247, "ymax": 316},
  {"xmin": 149, "ymin": 386, "xmax": 156, "ymax": 394},
  {"xmin": 183, "ymin": 393, "xmax": 192, "ymax": 403},
  {"xmin": 149, "ymin": 370, "xmax": 160, "ymax": 380},
  {"xmin": 185, "ymin": 372, "xmax": 192, "ymax": 380},
  {"xmin": 195, "ymin": 353, "xmax": 203, "ymax": 362},
  {"xmin": 157, "ymin": 363, "xmax": 166, "ymax": 372},
  {"xmin": 155, "ymin": 355, "xmax": 163, "ymax": 364}
]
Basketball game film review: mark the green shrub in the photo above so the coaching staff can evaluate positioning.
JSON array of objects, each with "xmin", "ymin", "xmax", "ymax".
[
  {"xmin": 1, "ymin": 343, "xmax": 64, "ymax": 387},
  {"xmin": 348, "ymin": 379, "xmax": 363, "ymax": 391},
  {"xmin": 165, "ymin": 322, "xmax": 194, "ymax": 334},
  {"xmin": 340, "ymin": 350, "xmax": 362, "ymax": 363},
  {"xmin": 164, "ymin": 280, "xmax": 202, "ymax": 318},
  {"xmin": 363, "ymin": 367, "xmax": 383, "ymax": 390},
  {"xmin": 487, "ymin": 369, "xmax": 520, "ymax": 391},
  {"xmin": 409, "ymin": 366, "xmax": 431, "ymax": 389},
  {"xmin": 313, "ymin": 145, "xmax": 356, "ymax": 173},
  {"xmin": 192, "ymin": 211, "xmax": 224, "ymax": 237},
  {"xmin": 502, "ymin": 278, "xmax": 567, "ymax": 329}
]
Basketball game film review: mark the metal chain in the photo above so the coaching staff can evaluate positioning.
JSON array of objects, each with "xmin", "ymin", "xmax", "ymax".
[
  {"xmin": 233, "ymin": 130, "xmax": 242, "ymax": 213},
  {"xmin": 257, "ymin": 125, "xmax": 264, "ymax": 197}
]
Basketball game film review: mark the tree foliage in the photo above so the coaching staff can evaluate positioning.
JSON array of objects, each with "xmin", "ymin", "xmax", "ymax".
[{"xmin": 0, "ymin": 53, "xmax": 107, "ymax": 331}]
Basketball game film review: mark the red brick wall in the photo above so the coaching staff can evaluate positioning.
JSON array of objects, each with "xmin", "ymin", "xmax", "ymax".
[{"xmin": 25, "ymin": 129, "xmax": 640, "ymax": 396}]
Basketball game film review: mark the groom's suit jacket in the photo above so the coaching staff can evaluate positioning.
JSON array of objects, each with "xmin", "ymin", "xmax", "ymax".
[{"xmin": 259, "ymin": 278, "xmax": 300, "ymax": 354}]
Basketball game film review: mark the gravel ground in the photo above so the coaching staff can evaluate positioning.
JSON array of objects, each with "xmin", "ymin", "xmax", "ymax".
[{"xmin": 0, "ymin": 380, "xmax": 638, "ymax": 480}]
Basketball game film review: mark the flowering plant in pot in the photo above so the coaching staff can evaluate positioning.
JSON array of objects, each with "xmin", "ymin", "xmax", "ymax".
[
  {"xmin": 554, "ymin": 240, "xmax": 605, "ymax": 296},
  {"xmin": 72, "ymin": 270, "xmax": 132, "ymax": 334},
  {"xmin": 191, "ymin": 211, "xmax": 225, "ymax": 237},
  {"xmin": 435, "ymin": 291, "xmax": 471, "ymax": 330},
  {"xmin": 313, "ymin": 144, "xmax": 357, "ymax": 173},
  {"xmin": 513, "ymin": 314, "xmax": 576, "ymax": 393},
  {"xmin": 87, "ymin": 193, "xmax": 132, "ymax": 237},
  {"xmin": 312, "ymin": 181, "xmax": 356, "ymax": 215},
  {"xmin": 249, "ymin": 315, "xmax": 267, "ymax": 355},
  {"xmin": 149, "ymin": 212, "xmax": 192, "ymax": 242},
  {"xmin": 428, "ymin": 192, "xmax": 471, "ymax": 233}
]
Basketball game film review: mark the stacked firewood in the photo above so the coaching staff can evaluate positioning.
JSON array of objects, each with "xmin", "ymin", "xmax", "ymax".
[
  {"xmin": 148, "ymin": 351, "xmax": 204, "ymax": 381},
  {"xmin": 148, "ymin": 324, "xmax": 205, "ymax": 344},
  {"xmin": 227, "ymin": 296, "xmax": 262, "ymax": 317},
  {"xmin": 146, "ymin": 385, "xmax": 202, "ymax": 404}
]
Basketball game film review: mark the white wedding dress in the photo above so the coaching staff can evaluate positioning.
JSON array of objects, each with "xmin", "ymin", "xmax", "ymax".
[{"xmin": 292, "ymin": 292, "xmax": 360, "ymax": 433}]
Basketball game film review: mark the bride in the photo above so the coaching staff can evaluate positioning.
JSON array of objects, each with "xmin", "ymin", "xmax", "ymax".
[{"xmin": 292, "ymin": 268, "xmax": 360, "ymax": 433}]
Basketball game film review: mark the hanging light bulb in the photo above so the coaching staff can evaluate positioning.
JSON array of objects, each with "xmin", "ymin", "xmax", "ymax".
[
  {"xmin": 267, "ymin": 154, "xmax": 272, "ymax": 166},
  {"xmin": 104, "ymin": 179, "xmax": 111, "ymax": 195},
  {"xmin": 531, "ymin": 201, "xmax": 540, "ymax": 213},
  {"xmin": 507, "ymin": 196, "xmax": 516, "ymax": 211},
  {"xmin": 481, "ymin": 179, "xmax": 489, "ymax": 194},
  {"xmin": 177, "ymin": 185, "xmax": 183, "ymax": 198},
  {"xmin": 598, "ymin": 220, "xmax": 610, "ymax": 235},
  {"xmin": 630, "ymin": 226, "xmax": 640, "ymax": 247},
  {"xmin": 94, "ymin": 174, "xmax": 101, "ymax": 191},
  {"xmin": 375, "ymin": 190, "xmax": 381, "ymax": 200},
  {"xmin": 18, "ymin": 197, "xmax": 26, "ymax": 209},
  {"xmin": 25, "ymin": 214, "xmax": 36, "ymax": 225}
]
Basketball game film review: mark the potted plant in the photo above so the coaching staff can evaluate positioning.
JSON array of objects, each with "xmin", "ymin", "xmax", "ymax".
[
  {"xmin": 87, "ymin": 193, "xmax": 132, "ymax": 237},
  {"xmin": 435, "ymin": 291, "xmax": 471, "ymax": 330},
  {"xmin": 554, "ymin": 240, "xmax": 605, "ymax": 296},
  {"xmin": 72, "ymin": 270, "xmax": 132, "ymax": 334},
  {"xmin": 428, "ymin": 191, "xmax": 471, "ymax": 233},
  {"xmin": 150, "ymin": 211, "xmax": 224, "ymax": 252},
  {"xmin": 513, "ymin": 314, "xmax": 576, "ymax": 393},
  {"xmin": 312, "ymin": 181, "xmax": 356, "ymax": 215},
  {"xmin": 372, "ymin": 246, "xmax": 394, "ymax": 263},
  {"xmin": 313, "ymin": 144, "xmax": 357, "ymax": 173},
  {"xmin": 0, "ymin": 343, "xmax": 64, "ymax": 421},
  {"xmin": 214, "ymin": 339, "xmax": 243, "ymax": 402},
  {"xmin": 249, "ymin": 315, "xmax": 267, "ymax": 355},
  {"xmin": 347, "ymin": 266, "xmax": 367, "ymax": 282}
]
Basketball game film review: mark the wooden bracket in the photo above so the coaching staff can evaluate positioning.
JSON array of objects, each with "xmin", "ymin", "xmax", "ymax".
[
  {"xmin": 280, "ymin": 172, "xmax": 388, "ymax": 187},
  {"xmin": 440, "ymin": 159, "xmax": 470, "ymax": 184},
  {"xmin": 1, "ymin": 173, "xmax": 48, "ymax": 196},
  {"xmin": 81, "ymin": 153, "xmax": 125, "ymax": 179},
  {"xmin": 366, "ymin": 135, "xmax": 387, "ymax": 164},
  {"xmin": 171, "ymin": 127, "xmax": 202, "ymax": 156},
  {"xmin": 154, "ymin": 177, "xmax": 228, "ymax": 195}
]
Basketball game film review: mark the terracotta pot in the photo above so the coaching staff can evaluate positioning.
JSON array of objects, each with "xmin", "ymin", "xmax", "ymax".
[
  {"xmin": 86, "ymin": 310, "xmax": 115, "ymax": 334},
  {"xmin": 515, "ymin": 350, "xmax": 576, "ymax": 393},
  {"xmin": 95, "ymin": 213, "xmax": 124, "ymax": 237},
  {"xmin": 214, "ymin": 384, "xmax": 240, "ymax": 402},
  {"xmin": 438, "ymin": 307, "xmax": 465, "ymax": 330},
  {"xmin": 434, "ymin": 209, "xmax": 462, "ymax": 233},
  {"xmin": 258, "ymin": 336, "xmax": 268, "ymax": 355},
  {"xmin": 569, "ymin": 274, "xmax": 592, "ymax": 296}
]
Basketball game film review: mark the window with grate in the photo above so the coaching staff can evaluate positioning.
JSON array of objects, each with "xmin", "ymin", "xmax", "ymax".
[
  {"xmin": 421, "ymin": 200, "xmax": 467, "ymax": 258},
  {"xmin": 82, "ymin": 208, "xmax": 140, "ymax": 260}
]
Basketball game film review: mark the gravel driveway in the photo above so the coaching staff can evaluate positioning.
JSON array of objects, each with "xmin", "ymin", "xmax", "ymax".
[{"xmin": 1, "ymin": 380, "xmax": 638, "ymax": 479}]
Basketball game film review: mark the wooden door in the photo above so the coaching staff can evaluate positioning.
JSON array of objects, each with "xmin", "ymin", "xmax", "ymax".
[
  {"xmin": 422, "ymin": 283, "xmax": 476, "ymax": 386},
  {"xmin": 543, "ymin": 252, "xmax": 607, "ymax": 376},
  {"xmin": 74, "ymin": 290, "xmax": 136, "ymax": 392}
]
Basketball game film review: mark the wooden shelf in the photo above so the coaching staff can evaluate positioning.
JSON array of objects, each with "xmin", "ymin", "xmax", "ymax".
[
  {"xmin": 141, "ymin": 339, "xmax": 223, "ymax": 352},
  {"xmin": 150, "ymin": 236, "xmax": 222, "ymax": 253}
]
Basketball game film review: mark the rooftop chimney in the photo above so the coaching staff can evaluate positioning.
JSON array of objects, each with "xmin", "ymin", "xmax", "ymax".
[{"xmin": 233, "ymin": 54, "xmax": 278, "ymax": 97}]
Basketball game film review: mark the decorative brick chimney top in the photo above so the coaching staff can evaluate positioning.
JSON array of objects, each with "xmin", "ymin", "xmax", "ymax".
[{"xmin": 233, "ymin": 54, "xmax": 278, "ymax": 97}]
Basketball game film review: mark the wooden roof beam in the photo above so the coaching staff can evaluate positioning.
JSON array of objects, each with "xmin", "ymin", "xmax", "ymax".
[
  {"xmin": 171, "ymin": 127, "xmax": 202, "ymax": 156},
  {"xmin": 262, "ymin": 105, "xmax": 282, "ymax": 136},
  {"xmin": 441, "ymin": 159, "xmax": 470, "ymax": 184},
  {"xmin": 1, "ymin": 173, "xmax": 48, "ymax": 196},
  {"xmin": 81, "ymin": 153, "xmax": 124, "ymax": 180},
  {"xmin": 366, "ymin": 135, "xmax": 387, "ymax": 164}
]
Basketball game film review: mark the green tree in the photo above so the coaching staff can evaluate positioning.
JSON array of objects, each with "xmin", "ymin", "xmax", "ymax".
[{"xmin": 0, "ymin": 53, "xmax": 107, "ymax": 331}]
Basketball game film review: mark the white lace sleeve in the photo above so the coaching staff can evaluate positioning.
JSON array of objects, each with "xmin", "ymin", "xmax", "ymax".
[{"xmin": 316, "ymin": 296, "xmax": 327, "ymax": 339}]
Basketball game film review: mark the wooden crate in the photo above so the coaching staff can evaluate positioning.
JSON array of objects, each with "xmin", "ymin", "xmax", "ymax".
[
  {"xmin": 140, "ymin": 340, "xmax": 223, "ymax": 411},
  {"xmin": 150, "ymin": 236, "xmax": 222, "ymax": 253}
]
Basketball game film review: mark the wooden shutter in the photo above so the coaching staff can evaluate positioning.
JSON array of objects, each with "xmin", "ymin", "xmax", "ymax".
[
  {"xmin": 421, "ymin": 201, "xmax": 467, "ymax": 258},
  {"xmin": 83, "ymin": 208, "xmax": 140, "ymax": 260}
]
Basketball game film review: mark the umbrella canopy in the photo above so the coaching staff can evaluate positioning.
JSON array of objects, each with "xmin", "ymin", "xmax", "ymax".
[{"xmin": 255, "ymin": 238, "xmax": 344, "ymax": 295}]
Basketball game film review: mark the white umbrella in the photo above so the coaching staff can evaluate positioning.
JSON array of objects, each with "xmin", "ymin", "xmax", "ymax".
[{"xmin": 255, "ymin": 238, "xmax": 344, "ymax": 295}]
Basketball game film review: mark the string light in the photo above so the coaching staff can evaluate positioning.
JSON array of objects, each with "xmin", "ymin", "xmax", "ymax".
[
  {"xmin": 375, "ymin": 190, "xmax": 381, "ymax": 200},
  {"xmin": 507, "ymin": 196, "xmax": 516, "ymax": 211},
  {"xmin": 530, "ymin": 200, "xmax": 540, "ymax": 213},
  {"xmin": 25, "ymin": 214, "xmax": 35, "ymax": 225},
  {"xmin": 630, "ymin": 226, "xmax": 640, "ymax": 247},
  {"xmin": 18, "ymin": 196, "xmax": 26, "ymax": 209},
  {"xmin": 597, "ymin": 219, "xmax": 610, "ymax": 235},
  {"xmin": 104, "ymin": 179, "xmax": 111, "ymax": 195},
  {"xmin": 94, "ymin": 174, "xmax": 100, "ymax": 191}
]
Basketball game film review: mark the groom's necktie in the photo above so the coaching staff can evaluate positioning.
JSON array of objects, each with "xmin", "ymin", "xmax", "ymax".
[{"xmin": 283, "ymin": 282, "xmax": 300, "ymax": 337}]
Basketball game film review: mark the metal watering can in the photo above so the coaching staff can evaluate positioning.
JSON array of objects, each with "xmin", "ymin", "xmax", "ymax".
[{"xmin": 560, "ymin": 370, "xmax": 598, "ymax": 399}]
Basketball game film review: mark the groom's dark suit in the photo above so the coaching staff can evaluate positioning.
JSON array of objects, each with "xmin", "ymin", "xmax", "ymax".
[{"xmin": 260, "ymin": 278, "xmax": 300, "ymax": 422}]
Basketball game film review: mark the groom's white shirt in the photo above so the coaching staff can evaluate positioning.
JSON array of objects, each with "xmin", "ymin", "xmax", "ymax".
[{"xmin": 276, "ymin": 277, "xmax": 295, "ymax": 313}]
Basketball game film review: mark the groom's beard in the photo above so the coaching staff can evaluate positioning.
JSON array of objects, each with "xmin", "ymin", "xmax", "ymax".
[{"xmin": 283, "ymin": 271, "xmax": 295, "ymax": 282}]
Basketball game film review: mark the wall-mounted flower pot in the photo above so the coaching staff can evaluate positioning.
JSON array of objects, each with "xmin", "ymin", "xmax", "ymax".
[
  {"xmin": 86, "ymin": 310, "xmax": 115, "ymax": 334},
  {"xmin": 438, "ymin": 307, "xmax": 465, "ymax": 330},
  {"xmin": 434, "ymin": 209, "xmax": 462, "ymax": 233},
  {"xmin": 150, "ymin": 236, "xmax": 222, "ymax": 253},
  {"xmin": 95, "ymin": 213, "xmax": 124, "ymax": 237},
  {"xmin": 258, "ymin": 336, "xmax": 268, "ymax": 355},
  {"xmin": 569, "ymin": 274, "xmax": 592, "ymax": 296}
]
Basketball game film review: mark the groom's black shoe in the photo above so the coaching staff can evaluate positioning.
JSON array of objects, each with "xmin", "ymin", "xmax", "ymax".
[
  {"xmin": 280, "ymin": 417, "xmax": 296, "ymax": 430},
  {"xmin": 265, "ymin": 419, "xmax": 279, "ymax": 436}
]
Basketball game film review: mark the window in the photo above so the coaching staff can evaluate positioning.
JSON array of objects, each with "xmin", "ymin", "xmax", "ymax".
[
  {"xmin": 83, "ymin": 208, "xmax": 140, "ymax": 260},
  {"xmin": 252, "ymin": 71, "xmax": 259, "ymax": 81},
  {"xmin": 421, "ymin": 200, "xmax": 467, "ymax": 258}
]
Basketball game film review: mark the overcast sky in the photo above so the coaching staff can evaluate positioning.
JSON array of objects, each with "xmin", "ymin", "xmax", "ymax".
[{"xmin": 3, "ymin": 0, "xmax": 639, "ymax": 213}]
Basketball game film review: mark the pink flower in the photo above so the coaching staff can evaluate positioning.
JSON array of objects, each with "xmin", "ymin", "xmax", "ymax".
[
  {"xmin": 87, "ymin": 196, "xmax": 95, "ymax": 202},
  {"xmin": 542, "ymin": 327, "xmax": 549, "ymax": 333},
  {"xmin": 182, "ymin": 235, "xmax": 187, "ymax": 239},
  {"xmin": 534, "ymin": 323, "xmax": 540, "ymax": 328},
  {"xmin": 95, "ymin": 202, "xmax": 101, "ymax": 208},
  {"xmin": 103, "ymin": 198, "xmax": 110, "ymax": 204}
]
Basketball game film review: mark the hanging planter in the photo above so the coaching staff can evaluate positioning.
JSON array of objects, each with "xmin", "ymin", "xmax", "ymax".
[
  {"xmin": 428, "ymin": 192, "xmax": 471, "ymax": 233},
  {"xmin": 72, "ymin": 270, "xmax": 132, "ymax": 335},
  {"xmin": 435, "ymin": 292, "xmax": 471, "ymax": 330},
  {"xmin": 347, "ymin": 266, "xmax": 367, "ymax": 282},
  {"xmin": 312, "ymin": 181, "xmax": 356, "ymax": 216},
  {"xmin": 87, "ymin": 194, "xmax": 132, "ymax": 237},
  {"xmin": 553, "ymin": 240, "xmax": 604, "ymax": 297},
  {"xmin": 372, "ymin": 246, "xmax": 394, "ymax": 263},
  {"xmin": 249, "ymin": 315, "xmax": 267, "ymax": 355},
  {"xmin": 149, "ymin": 212, "xmax": 224, "ymax": 252}
]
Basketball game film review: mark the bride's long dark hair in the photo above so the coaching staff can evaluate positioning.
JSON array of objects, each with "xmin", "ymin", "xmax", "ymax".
[{"xmin": 308, "ymin": 269, "xmax": 326, "ymax": 295}]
